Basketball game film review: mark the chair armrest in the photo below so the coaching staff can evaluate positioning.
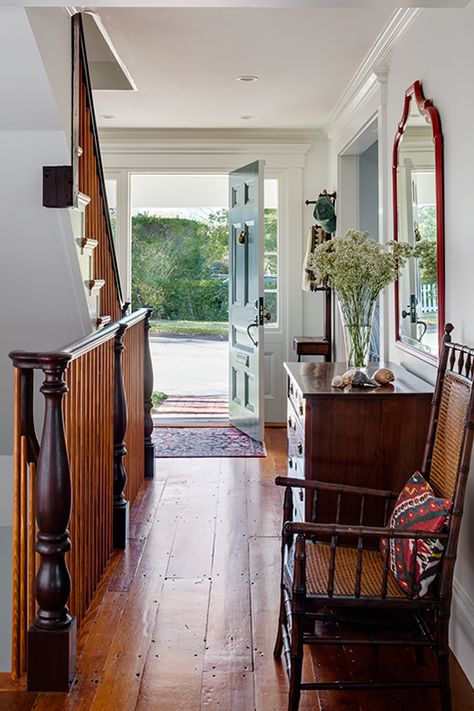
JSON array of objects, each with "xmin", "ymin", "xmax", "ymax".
[
  {"xmin": 285, "ymin": 521, "xmax": 449, "ymax": 542},
  {"xmin": 275, "ymin": 476, "xmax": 398, "ymax": 500}
]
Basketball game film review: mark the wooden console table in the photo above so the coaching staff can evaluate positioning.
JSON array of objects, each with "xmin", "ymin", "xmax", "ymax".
[{"xmin": 285, "ymin": 361, "xmax": 433, "ymax": 524}]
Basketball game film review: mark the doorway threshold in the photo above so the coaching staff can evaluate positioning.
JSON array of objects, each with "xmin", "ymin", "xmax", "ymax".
[
  {"xmin": 153, "ymin": 417, "xmax": 230, "ymax": 428},
  {"xmin": 153, "ymin": 394, "xmax": 228, "ymax": 423}
]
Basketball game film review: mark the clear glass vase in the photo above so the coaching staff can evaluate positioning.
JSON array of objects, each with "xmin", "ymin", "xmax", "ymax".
[{"xmin": 337, "ymin": 292, "xmax": 377, "ymax": 369}]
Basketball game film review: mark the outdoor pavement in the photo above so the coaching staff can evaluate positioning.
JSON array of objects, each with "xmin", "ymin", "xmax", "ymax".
[{"xmin": 150, "ymin": 335, "xmax": 229, "ymax": 396}]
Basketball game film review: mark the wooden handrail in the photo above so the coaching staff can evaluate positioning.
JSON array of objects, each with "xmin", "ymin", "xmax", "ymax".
[
  {"xmin": 9, "ymin": 310, "xmax": 149, "ymax": 369},
  {"xmin": 9, "ymin": 308, "xmax": 154, "ymax": 690},
  {"xmin": 74, "ymin": 12, "xmax": 123, "ymax": 312}
]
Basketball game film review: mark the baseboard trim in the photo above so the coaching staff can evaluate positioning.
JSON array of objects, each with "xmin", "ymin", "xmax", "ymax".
[{"xmin": 451, "ymin": 577, "xmax": 474, "ymax": 689}]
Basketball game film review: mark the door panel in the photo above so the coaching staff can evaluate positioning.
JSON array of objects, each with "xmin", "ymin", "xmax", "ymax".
[{"xmin": 228, "ymin": 161, "xmax": 264, "ymax": 442}]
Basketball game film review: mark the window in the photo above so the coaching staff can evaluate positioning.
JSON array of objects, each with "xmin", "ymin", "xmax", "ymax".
[{"xmin": 264, "ymin": 179, "xmax": 279, "ymax": 328}]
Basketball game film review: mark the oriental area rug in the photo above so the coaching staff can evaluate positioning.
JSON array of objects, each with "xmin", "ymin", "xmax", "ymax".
[{"xmin": 152, "ymin": 426, "xmax": 266, "ymax": 458}]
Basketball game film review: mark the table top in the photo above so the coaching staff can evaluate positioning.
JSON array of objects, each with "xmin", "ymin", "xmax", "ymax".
[{"xmin": 284, "ymin": 361, "xmax": 434, "ymax": 398}]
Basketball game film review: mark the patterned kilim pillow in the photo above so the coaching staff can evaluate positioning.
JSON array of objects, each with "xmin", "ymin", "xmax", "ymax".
[{"xmin": 380, "ymin": 472, "xmax": 451, "ymax": 598}]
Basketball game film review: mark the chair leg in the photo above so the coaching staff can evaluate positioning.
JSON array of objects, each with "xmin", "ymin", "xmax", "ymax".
[
  {"xmin": 288, "ymin": 613, "xmax": 304, "ymax": 711},
  {"xmin": 412, "ymin": 628, "xmax": 425, "ymax": 666},
  {"xmin": 437, "ymin": 611, "xmax": 452, "ymax": 711},
  {"xmin": 274, "ymin": 586, "xmax": 285, "ymax": 657}
]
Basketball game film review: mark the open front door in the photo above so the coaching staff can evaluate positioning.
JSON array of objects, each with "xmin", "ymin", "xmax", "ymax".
[{"xmin": 228, "ymin": 160, "xmax": 265, "ymax": 442}]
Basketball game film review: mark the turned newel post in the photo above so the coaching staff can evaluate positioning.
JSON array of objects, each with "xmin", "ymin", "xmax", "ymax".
[
  {"xmin": 29, "ymin": 353, "xmax": 76, "ymax": 691},
  {"xmin": 114, "ymin": 323, "xmax": 129, "ymax": 548},
  {"xmin": 144, "ymin": 308, "xmax": 155, "ymax": 478}
]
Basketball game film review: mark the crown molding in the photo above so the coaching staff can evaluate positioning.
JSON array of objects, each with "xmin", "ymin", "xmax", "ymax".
[
  {"xmin": 98, "ymin": 127, "xmax": 322, "ymax": 156},
  {"xmin": 326, "ymin": 8, "xmax": 420, "ymax": 144}
]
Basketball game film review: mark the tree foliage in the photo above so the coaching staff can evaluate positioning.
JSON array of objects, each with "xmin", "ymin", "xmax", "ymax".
[
  {"xmin": 131, "ymin": 212, "xmax": 228, "ymax": 320},
  {"xmin": 131, "ymin": 209, "xmax": 278, "ymax": 322}
]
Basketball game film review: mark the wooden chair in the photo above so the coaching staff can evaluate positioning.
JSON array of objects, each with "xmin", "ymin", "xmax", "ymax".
[{"xmin": 274, "ymin": 323, "xmax": 474, "ymax": 711}]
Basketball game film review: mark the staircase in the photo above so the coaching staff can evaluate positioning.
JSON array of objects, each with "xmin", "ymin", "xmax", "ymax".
[
  {"xmin": 8, "ymin": 11, "xmax": 155, "ymax": 692},
  {"xmin": 43, "ymin": 12, "xmax": 123, "ymax": 327}
]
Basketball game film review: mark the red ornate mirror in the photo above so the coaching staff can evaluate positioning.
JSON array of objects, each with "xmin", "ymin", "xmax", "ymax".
[{"xmin": 393, "ymin": 80, "xmax": 444, "ymax": 362}]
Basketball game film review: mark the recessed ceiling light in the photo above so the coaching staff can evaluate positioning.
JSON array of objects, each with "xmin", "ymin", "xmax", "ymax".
[
  {"xmin": 236, "ymin": 75, "xmax": 259, "ymax": 83},
  {"xmin": 241, "ymin": 115, "xmax": 255, "ymax": 120},
  {"xmin": 101, "ymin": 114, "xmax": 115, "ymax": 119}
]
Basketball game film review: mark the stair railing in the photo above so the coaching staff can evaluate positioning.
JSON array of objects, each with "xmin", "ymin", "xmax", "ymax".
[{"xmin": 9, "ymin": 307, "xmax": 155, "ymax": 690}]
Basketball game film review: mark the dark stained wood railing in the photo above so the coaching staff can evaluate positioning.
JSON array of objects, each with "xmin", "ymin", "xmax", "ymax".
[
  {"xmin": 65, "ymin": 337, "xmax": 114, "ymax": 622},
  {"xmin": 9, "ymin": 307, "xmax": 154, "ymax": 690},
  {"xmin": 123, "ymin": 311, "xmax": 147, "ymax": 505},
  {"xmin": 76, "ymin": 13, "xmax": 122, "ymax": 323},
  {"xmin": 11, "ymin": 369, "xmax": 39, "ymax": 679}
]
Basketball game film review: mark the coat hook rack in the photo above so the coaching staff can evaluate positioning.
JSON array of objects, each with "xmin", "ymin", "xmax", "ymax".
[{"xmin": 304, "ymin": 189, "xmax": 337, "ymax": 206}]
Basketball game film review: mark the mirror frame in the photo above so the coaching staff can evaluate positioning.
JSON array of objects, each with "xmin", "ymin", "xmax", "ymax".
[{"xmin": 393, "ymin": 80, "xmax": 445, "ymax": 363}]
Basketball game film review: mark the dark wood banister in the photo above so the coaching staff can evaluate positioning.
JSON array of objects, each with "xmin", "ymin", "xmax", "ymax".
[
  {"xmin": 9, "ymin": 307, "xmax": 154, "ymax": 691},
  {"xmin": 74, "ymin": 12, "xmax": 123, "ymax": 307},
  {"xmin": 10, "ymin": 309, "xmax": 149, "ymax": 369}
]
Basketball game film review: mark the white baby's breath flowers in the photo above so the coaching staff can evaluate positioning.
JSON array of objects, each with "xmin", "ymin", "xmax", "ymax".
[{"xmin": 311, "ymin": 230, "xmax": 413, "ymax": 365}]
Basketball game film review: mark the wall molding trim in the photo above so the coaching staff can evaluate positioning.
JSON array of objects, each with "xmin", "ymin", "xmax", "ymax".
[
  {"xmin": 326, "ymin": 8, "xmax": 420, "ymax": 145},
  {"xmin": 99, "ymin": 127, "xmax": 321, "ymax": 157},
  {"xmin": 452, "ymin": 577, "xmax": 474, "ymax": 636},
  {"xmin": 451, "ymin": 576, "xmax": 474, "ymax": 687}
]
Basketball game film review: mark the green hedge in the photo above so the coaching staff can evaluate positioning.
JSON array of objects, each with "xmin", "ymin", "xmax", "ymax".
[{"xmin": 138, "ymin": 277, "xmax": 228, "ymax": 321}]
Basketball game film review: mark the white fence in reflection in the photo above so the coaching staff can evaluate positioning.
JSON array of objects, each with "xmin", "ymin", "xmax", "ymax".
[{"xmin": 420, "ymin": 284, "xmax": 438, "ymax": 313}]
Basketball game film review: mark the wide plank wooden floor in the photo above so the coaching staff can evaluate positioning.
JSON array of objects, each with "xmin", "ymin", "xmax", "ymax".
[{"xmin": 0, "ymin": 427, "xmax": 473, "ymax": 711}]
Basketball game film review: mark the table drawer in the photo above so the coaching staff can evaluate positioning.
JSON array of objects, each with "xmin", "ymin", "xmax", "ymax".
[
  {"xmin": 288, "ymin": 376, "xmax": 305, "ymax": 425},
  {"xmin": 287, "ymin": 399, "xmax": 305, "ymax": 520}
]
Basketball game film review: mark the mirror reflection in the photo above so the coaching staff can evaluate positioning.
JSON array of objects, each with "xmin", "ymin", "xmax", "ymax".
[{"xmin": 397, "ymin": 100, "xmax": 438, "ymax": 357}]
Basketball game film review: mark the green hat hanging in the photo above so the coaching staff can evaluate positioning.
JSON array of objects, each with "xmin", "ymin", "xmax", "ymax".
[{"xmin": 313, "ymin": 195, "xmax": 336, "ymax": 234}]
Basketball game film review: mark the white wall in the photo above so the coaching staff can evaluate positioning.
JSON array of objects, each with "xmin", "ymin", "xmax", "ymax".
[
  {"xmin": 26, "ymin": 8, "xmax": 72, "ymax": 147},
  {"xmin": 384, "ymin": 4, "xmax": 474, "ymax": 684},
  {"xmin": 0, "ymin": 8, "xmax": 91, "ymax": 456},
  {"xmin": 302, "ymin": 137, "xmax": 329, "ymax": 340},
  {"xmin": 359, "ymin": 140, "xmax": 379, "ymax": 240}
]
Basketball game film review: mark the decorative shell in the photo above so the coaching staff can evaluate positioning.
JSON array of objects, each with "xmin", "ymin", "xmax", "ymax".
[
  {"xmin": 349, "ymin": 370, "xmax": 378, "ymax": 388},
  {"xmin": 373, "ymin": 367, "xmax": 395, "ymax": 386},
  {"xmin": 331, "ymin": 375, "xmax": 344, "ymax": 388},
  {"xmin": 335, "ymin": 369, "xmax": 378, "ymax": 388},
  {"xmin": 341, "ymin": 368, "xmax": 358, "ymax": 385}
]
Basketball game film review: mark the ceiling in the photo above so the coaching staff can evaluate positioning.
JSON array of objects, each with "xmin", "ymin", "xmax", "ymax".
[{"xmin": 90, "ymin": 7, "xmax": 393, "ymax": 129}]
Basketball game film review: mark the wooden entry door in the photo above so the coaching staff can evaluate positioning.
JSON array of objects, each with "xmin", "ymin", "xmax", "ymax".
[{"xmin": 228, "ymin": 161, "xmax": 265, "ymax": 442}]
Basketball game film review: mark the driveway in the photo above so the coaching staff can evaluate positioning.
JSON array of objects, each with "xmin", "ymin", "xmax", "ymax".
[{"xmin": 150, "ymin": 336, "xmax": 229, "ymax": 396}]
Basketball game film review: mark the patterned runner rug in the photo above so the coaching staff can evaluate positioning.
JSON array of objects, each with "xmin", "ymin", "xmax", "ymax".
[{"xmin": 152, "ymin": 426, "xmax": 266, "ymax": 458}]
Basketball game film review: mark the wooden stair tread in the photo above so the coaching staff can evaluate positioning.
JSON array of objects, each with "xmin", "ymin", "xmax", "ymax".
[
  {"xmin": 96, "ymin": 315, "xmax": 111, "ymax": 328},
  {"xmin": 77, "ymin": 237, "xmax": 98, "ymax": 252},
  {"xmin": 85, "ymin": 279, "xmax": 105, "ymax": 294}
]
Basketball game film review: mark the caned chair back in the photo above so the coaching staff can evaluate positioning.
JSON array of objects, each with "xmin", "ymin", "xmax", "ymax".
[
  {"xmin": 429, "ymin": 372, "xmax": 472, "ymax": 500},
  {"xmin": 421, "ymin": 325, "xmax": 474, "ymax": 593}
]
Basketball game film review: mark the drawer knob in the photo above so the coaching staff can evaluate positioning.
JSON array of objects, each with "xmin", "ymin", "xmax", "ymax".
[{"xmin": 297, "ymin": 442, "xmax": 303, "ymax": 455}]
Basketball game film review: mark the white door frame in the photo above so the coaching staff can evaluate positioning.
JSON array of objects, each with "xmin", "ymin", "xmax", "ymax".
[
  {"xmin": 327, "ymin": 71, "xmax": 389, "ymax": 362},
  {"xmin": 102, "ymin": 137, "xmax": 309, "ymax": 422}
]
